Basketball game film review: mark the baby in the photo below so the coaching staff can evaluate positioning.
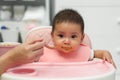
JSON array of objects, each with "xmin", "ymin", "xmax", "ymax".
[{"xmin": 39, "ymin": 9, "xmax": 115, "ymax": 67}]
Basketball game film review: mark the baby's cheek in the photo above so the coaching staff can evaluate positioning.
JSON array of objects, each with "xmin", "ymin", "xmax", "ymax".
[
  {"xmin": 54, "ymin": 40, "xmax": 62, "ymax": 46},
  {"xmin": 72, "ymin": 41, "xmax": 80, "ymax": 47},
  {"xmin": 71, "ymin": 44, "xmax": 80, "ymax": 50}
]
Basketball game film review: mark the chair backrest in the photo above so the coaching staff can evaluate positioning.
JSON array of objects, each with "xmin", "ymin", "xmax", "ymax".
[{"xmin": 25, "ymin": 26, "xmax": 92, "ymax": 48}]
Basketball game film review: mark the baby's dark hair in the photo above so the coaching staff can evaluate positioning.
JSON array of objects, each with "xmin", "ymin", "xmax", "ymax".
[{"xmin": 52, "ymin": 9, "xmax": 84, "ymax": 34}]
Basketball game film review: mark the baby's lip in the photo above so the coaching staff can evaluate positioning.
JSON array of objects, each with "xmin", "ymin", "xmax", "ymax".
[{"xmin": 61, "ymin": 46, "xmax": 72, "ymax": 50}]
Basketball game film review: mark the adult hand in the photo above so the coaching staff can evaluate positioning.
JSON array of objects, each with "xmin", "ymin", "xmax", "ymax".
[
  {"xmin": 11, "ymin": 40, "xmax": 44, "ymax": 64},
  {"xmin": 1, "ymin": 40, "xmax": 44, "ymax": 68}
]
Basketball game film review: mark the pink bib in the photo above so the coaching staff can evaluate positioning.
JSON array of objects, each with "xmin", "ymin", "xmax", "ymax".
[{"xmin": 39, "ymin": 44, "xmax": 91, "ymax": 62}]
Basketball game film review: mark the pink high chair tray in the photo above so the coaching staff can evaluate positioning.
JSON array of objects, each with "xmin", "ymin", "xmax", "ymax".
[{"xmin": 1, "ymin": 60, "xmax": 115, "ymax": 80}]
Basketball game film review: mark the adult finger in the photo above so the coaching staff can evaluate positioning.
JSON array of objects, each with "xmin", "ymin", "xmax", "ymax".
[
  {"xmin": 29, "ymin": 41, "xmax": 45, "ymax": 51},
  {"xmin": 32, "ymin": 47, "xmax": 43, "ymax": 55},
  {"xmin": 31, "ymin": 48, "xmax": 43, "ymax": 62}
]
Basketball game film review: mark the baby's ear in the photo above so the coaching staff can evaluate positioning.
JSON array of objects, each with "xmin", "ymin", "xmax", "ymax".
[{"xmin": 81, "ymin": 33, "xmax": 85, "ymax": 41}]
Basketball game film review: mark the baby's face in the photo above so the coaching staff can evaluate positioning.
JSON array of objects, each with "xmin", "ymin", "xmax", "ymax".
[{"xmin": 51, "ymin": 22, "xmax": 84, "ymax": 53}]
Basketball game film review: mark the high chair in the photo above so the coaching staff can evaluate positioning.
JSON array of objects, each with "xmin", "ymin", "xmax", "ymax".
[{"xmin": 1, "ymin": 27, "xmax": 115, "ymax": 80}]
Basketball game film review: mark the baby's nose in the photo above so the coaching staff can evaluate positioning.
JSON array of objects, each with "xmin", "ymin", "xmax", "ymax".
[{"xmin": 63, "ymin": 38, "xmax": 71, "ymax": 45}]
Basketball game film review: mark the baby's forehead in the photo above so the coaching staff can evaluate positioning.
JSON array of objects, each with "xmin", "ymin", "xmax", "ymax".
[
  {"xmin": 52, "ymin": 22, "xmax": 83, "ymax": 34},
  {"xmin": 55, "ymin": 29, "xmax": 81, "ymax": 35}
]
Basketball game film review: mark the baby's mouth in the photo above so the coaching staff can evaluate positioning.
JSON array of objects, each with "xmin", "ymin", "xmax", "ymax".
[{"xmin": 61, "ymin": 46, "xmax": 72, "ymax": 50}]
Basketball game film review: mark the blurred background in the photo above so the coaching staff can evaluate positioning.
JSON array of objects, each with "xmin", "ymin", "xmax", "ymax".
[{"xmin": 0, "ymin": 0, "xmax": 120, "ymax": 79}]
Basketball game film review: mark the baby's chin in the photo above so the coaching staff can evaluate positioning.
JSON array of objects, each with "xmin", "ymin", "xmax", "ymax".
[
  {"xmin": 60, "ymin": 49, "xmax": 75, "ymax": 54},
  {"xmin": 62, "ymin": 51, "xmax": 71, "ymax": 54}
]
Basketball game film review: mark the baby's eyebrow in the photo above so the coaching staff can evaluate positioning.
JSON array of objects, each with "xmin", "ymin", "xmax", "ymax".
[
  {"xmin": 71, "ymin": 32, "xmax": 79, "ymax": 35},
  {"xmin": 57, "ymin": 31, "xmax": 64, "ymax": 34}
]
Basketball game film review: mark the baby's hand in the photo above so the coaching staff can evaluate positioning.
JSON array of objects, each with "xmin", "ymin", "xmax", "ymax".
[
  {"xmin": 102, "ymin": 51, "xmax": 116, "ymax": 68},
  {"xmin": 102, "ymin": 51, "xmax": 112, "ymax": 63}
]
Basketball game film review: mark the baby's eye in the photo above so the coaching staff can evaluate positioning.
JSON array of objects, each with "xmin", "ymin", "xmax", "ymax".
[
  {"xmin": 58, "ymin": 34, "xmax": 64, "ymax": 38},
  {"xmin": 71, "ymin": 35, "xmax": 77, "ymax": 38}
]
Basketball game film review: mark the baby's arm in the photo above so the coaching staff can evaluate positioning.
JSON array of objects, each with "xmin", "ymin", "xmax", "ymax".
[
  {"xmin": 94, "ymin": 50, "xmax": 112, "ymax": 62},
  {"xmin": 94, "ymin": 50, "xmax": 116, "ymax": 68}
]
